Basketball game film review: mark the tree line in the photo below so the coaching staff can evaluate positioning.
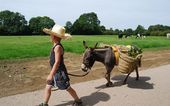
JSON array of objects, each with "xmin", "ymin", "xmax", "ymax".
[{"xmin": 0, "ymin": 10, "xmax": 170, "ymax": 36}]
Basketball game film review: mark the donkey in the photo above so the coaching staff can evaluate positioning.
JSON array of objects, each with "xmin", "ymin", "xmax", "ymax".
[{"xmin": 81, "ymin": 41, "xmax": 142, "ymax": 87}]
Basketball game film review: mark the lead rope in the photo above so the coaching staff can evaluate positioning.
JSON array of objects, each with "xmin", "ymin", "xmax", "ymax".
[
  {"xmin": 51, "ymin": 70, "xmax": 90, "ymax": 91},
  {"xmin": 67, "ymin": 71, "xmax": 90, "ymax": 77}
]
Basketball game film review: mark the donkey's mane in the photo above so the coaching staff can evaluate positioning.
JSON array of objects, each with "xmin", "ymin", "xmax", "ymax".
[{"xmin": 93, "ymin": 46, "xmax": 111, "ymax": 51}]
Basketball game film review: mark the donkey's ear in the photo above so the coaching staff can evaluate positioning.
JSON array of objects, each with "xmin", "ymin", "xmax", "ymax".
[
  {"xmin": 94, "ymin": 42, "xmax": 98, "ymax": 48},
  {"xmin": 83, "ymin": 41, "xmax": 88, "ymax": 49}
]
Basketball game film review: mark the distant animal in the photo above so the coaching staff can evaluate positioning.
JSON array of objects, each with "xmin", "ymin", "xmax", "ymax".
[
  {"xmin": 167, "ymin": 33, "xmax": 170, "ymax": 38},
  {"xmin": 118, "ymin": 33, "xmax": 123, "ymax": 39},
  {"xmin": 125, "ymin": 35, "xmax": 129, "ymax": 38},
  {"xmin": 136, "ymin": 33, "xmax": 141, "ymax": 38},
  {"xmin": 81, "ymin": 41, "xmax": 142, "ymax": 87},
  {"xmin": 136, "ymin": 33, "xmax": 146, "ymax": 39}
]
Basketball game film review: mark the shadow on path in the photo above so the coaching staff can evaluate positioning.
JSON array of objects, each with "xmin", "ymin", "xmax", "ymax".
[
  {"xmin": 54, "ymin": 91, "xmax": 110, "ymax": 106},
  {"xmin": 95, "ymin": 75, "xmax": 154, "ymax": 90}
]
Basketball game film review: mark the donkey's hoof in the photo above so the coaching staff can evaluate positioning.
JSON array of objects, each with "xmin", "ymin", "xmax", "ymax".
[
  {"xmin": 106, "ymin": 82, "xmax": 113, "ymax": 87},
  {"xmin": 136, "ymin": 77, "xmax": 139, "ymax": 81},
  {"xmin": 123, "ymin": 81, "xmax": 127, "ymax": 85}
]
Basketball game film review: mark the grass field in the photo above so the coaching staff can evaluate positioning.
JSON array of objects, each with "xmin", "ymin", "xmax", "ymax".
[{"xmin": 0, "ymin": 35, "xmax": 170, "ymax": 60}]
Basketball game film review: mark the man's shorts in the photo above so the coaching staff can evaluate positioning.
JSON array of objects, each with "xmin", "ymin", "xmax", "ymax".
[{"xmin": 47, "ymin": 71, "xmax": 70, "ymax": 90}]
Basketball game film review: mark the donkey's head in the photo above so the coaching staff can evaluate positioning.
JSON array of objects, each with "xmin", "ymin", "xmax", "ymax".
[{"xmin": 81, "ymin": 41, "xmax": 98, "ymax": 72}]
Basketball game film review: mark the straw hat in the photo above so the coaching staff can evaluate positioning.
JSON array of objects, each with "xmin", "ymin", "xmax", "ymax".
[{"xmin": 43, "ymin": 24, "xmax": 72, "ymax": 40}]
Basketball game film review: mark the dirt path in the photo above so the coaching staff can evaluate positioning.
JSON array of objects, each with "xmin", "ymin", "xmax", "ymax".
[
  {"xmin": 0, "ymin": 65, "xmax": 170, "ymax": 106},
  {"xmin": 0, "ymin": 49, "xmax": 170, "ymax": 98}
]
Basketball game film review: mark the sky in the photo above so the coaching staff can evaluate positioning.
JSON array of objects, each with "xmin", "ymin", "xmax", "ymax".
[{"xmin": 0, "ymin": 0, "xmax": 170, "ymax": 30}]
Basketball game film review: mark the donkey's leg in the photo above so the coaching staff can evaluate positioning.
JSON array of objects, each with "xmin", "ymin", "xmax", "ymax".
[
  {"xmin": 105, "ymin": 72, "xmax": 113, "ymax": 87},
  {"xmin": 135, "ymin": 67, "xmax": 139, "ymax": 80},
  {"xmin": 123, "ymin": 72, "xmax": 131, "ymax": 84},
  {"xmin": 105, "ymin": 65, "xmax": 114, "ymax": 87}
]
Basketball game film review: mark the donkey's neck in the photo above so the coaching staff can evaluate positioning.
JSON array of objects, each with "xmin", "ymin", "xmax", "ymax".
[{"xmin": 93, "ymin": 49, "xmax": 108, "ymax": 63}]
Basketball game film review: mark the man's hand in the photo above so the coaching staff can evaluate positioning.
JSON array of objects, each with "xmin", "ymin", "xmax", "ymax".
[{"xmin": 46, "ymin": 74, "xmax": 53, "ymax": 83}]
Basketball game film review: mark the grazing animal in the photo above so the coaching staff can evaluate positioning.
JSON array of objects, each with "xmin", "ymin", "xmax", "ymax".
[
  {"xmin": 81, "ymin": 41, "xmax": 142, "ymax": 87},
  {"xmin": 167, "ymin": 33, "xmax": 170, "ymax": 38},
  {"xmin": 118, "ymin": 33, "xmax": 123, "ymax": 39},
  {"xmin": 136, "ymin": 33, "xmax": 146, "ymax": 39}
]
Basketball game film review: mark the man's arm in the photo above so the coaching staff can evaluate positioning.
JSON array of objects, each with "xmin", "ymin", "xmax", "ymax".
[{"xmin": 47, "ymin": 45, "xmax": 62, "ymax": 81}]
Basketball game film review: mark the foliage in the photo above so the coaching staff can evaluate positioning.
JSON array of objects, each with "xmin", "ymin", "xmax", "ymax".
[
  {"xmin": 124, "ymin": 28, "xmax": 134, "ymax": 37},
  {"xmin": 71, "ymin": 12, "xmax": 102, "ymax": 35},
  {"xmin": 127, "ymin": 45, "xmax": 142, "ymax": 58},
  {"xmin": 65, "ymin": 21, "xmax": 72, "ymax": 33},
  {"xmin": 134, "ymin": 25, "xmax": 146, "ymax": 35},
  {"xmin": 148, "ymin": 24, "xmax": 170, "ymax": 36},
  {"xmin": 29, "ymin": 16, "xmax": 55, "ymax": 35},
  {"xmin": 0, "ymin": 10, "xmax": 28, "ymax": 35},
  {"xmin": 1, "ymin": 10, "xmax": 170, "ymax": 36},
  {"xmin": 100, "ymin": 25, "xmax": 106, "ymax": 33},
  {"xmin": 114, "ymin": 29, "xmax": 121, "ymax": 35},
  {"xmin": 103, "ymin": 28, "xmax": 114, "ymax": 35}
]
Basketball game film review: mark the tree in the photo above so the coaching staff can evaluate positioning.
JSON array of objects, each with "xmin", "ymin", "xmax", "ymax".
[
  {"xmin": 148, "ymin": 24, "xmax": 170, "ymax": 32},
  {"xmin": 0, "ymin": 10, "xmax": 27, "ymax": 35},
  {"xmin": 29, "ymin": 16, "xmax": 55, "ymax": 35},
  {"xmin": 100, "ymin": 25, "xmax": 106, "ymax": 34},
  {"xmin": 124, "ymin": 28, "xmax": 133, "ymax": 37},
  {"xmin": 65, "ymin": 21, "xmax": 72, "ymax": 33},
  {"xmin": 135, "ymin": 25, "xmax": 145, "ymax": 35},
  {"xmin": 148, "ymin": 24, "xmax": 170, "ymax": 36},
  {"xmin": 103, "ymin": 28, "xmax": 114, "ymax": 35},
  {"xmin": 71, "ymin": 12, "xmax": 102, "ymax": 35},
  {"xmin": 114, "ymin": 29, "xmax": 120, "ymax": 35}
]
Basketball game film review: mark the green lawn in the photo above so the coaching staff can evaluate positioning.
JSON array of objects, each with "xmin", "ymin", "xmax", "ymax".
[{"xmin": 0, "ymin": 35, "xmax": 170, "ymax": 60}]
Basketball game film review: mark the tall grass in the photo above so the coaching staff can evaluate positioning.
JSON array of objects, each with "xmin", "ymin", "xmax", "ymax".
[{"xmin": 0, "ymin": 35, "xmax": 170, "ymax": 60}]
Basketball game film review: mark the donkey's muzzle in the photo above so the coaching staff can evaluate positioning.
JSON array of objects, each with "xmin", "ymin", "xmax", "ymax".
[{"xmin": 81, "ymin": 64, "xmax": 88, "ymax": 72}]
